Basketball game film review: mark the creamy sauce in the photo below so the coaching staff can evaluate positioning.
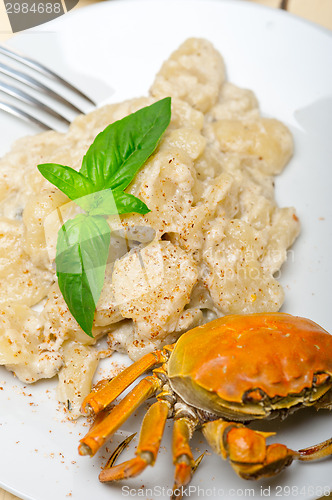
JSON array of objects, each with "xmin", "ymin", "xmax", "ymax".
[{"xmin": 0, "ymin": 38, "xmax": 300, "ymax": 417}]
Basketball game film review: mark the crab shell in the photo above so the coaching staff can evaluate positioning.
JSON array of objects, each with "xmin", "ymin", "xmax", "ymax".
[{"xmin": 168, "ymin": 312, "xmax": 332, "ymax": 421}]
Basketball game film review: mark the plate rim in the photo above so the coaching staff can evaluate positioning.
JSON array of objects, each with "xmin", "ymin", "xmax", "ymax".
[{"xmin": 1, "ymin": 1, "xmax": 332, "ymax": 499}]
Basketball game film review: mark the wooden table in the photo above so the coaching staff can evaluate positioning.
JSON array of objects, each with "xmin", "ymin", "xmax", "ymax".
[{"xmin": 0, "ymin": 0, "xmax": 331, "ymax": 499}]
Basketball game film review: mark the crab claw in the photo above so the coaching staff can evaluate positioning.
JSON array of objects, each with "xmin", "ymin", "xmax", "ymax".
[
  {"xmin": 229, "ymin": 440, "xmax": 295, "ymax": 480},
  {"xmin": 226, "ymin": 426, "xmax": 295, "ymax": 479},
  {"xmin": 203, "ymin": 420, "xmax": 296, "ymax": 480}
]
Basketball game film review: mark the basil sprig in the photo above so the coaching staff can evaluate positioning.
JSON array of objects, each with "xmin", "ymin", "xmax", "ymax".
[{"xmin": 38, "ymin": 97, "xmax": 171, "ymax": 336}]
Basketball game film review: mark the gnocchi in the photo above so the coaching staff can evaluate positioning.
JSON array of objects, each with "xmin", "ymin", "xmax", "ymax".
[{"xmin": 0, "ymin": 38, "xmax": 300, "ymax": 416}]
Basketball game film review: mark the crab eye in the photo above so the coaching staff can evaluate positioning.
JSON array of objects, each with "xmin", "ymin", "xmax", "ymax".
[
  {"xmin": 242, "ymin": 387, "xmax": 267, "ymax": 403},
  {"xmin": 242, "ymin": 388, "xmax": 267, "ymax": 404},
  {"xmin": 313, "ymin": 372, "xmax": 330, "ymax": 387}
]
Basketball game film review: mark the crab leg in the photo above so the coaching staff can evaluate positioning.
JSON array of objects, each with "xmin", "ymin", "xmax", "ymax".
[
  {"xmin": 103, "ymin": 433, "xmax": 137, "ymax": 469},
  {"xmin": 171, "ymin": 416, "xmax": 200, "ymax": 500},
  {"xmin": 172, "ymin": 418, "xmax": 195, "ymax": 491},
  {"xmin": 298, "ymin": 437, "xmax": 332, "ymax": 461},
  {"xmin": 79, "ymin": 375, "xmax": 162, "ymax": 457},
  {"xmin": 202, "ymin": 420, "xmax": 295, "ymax": 480},
  {"xmin": 99, "ymin": 399, "xmax": 170, "ymax": 482},
  {"xmin": 81, "ymin": 349, "xmax": 169, "ymax": 415}
]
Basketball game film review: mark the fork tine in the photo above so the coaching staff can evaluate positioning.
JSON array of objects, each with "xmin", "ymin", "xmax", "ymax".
[
  {"xmin": 0, "ymin": 100, "xmax": 52, "ymax": 131},
  {"xmin": 0, "ymin": 80, "xmax": 71, "ymax": 125},
  {"xmin": 0, "ymin": 62, "xmax": 86, "ymax": 114},
  {"xmin": 0, "ymin": 45, "xmax": 96, "ymax": 106}
]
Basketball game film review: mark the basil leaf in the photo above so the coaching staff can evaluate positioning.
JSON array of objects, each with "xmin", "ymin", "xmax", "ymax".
[
  {"xmin": 57, "ymin": 272, "xmax": 96, "ymax": 338},
  {"xmin": 38, "ymin": 163, "xmax": 94, "ymax": 200},
  {"xmin": 56, "ymin": 214, "xmax": 111, "ymax": 336},
  {"xmin": 81, "ymin": 189, "xmax": 150, "ymax": 216},
  {"xmin": 39, "ymin": 98, "xmax": 171, "ymax": 337},
  {"xmin": 111, "ymin": 191, "xmax": 150, "ymax": 215},
  {"xmin": 80, "ymin": 97, "xmax": 171, "ymax": 191}
]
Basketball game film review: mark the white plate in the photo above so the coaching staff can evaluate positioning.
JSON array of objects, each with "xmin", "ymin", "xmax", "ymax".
[{"xmin": 1, "ymin": 1, "xmax": 332, "ymax": 499}]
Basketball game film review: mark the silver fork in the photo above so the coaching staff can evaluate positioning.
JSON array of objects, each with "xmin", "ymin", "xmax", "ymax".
[{"xmin": 0, "ymin": 44, "xmax": 96, "ymax": 131}]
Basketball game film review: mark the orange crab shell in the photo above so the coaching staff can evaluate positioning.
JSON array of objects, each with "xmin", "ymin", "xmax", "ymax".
[{"xmin": 168, "ymin": 313, "xmax": 332, "ymax": 414}]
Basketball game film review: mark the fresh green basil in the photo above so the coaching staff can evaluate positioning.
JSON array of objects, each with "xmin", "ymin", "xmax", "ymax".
[
  {"xmin": 80, "ymin": 97, "xmax": 171, "ymax": 191},
  {"xmin": 56, "ymin": 215, "xmax": 111, "ymax": 336},
  {"xmin": 87, "ymin": 190, "xmax": 150, "ymax": 216},
  {"xmin": 38, "ymin": 98, "xmax": 171, "ymax": 336},
  {"xmin": 37, "ymin": 163, "xmax": 94, "ymax": 200}
]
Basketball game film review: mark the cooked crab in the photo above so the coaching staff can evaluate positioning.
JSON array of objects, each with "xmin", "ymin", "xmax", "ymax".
[{"xmin": 79, "ymin": 313, "xmax": 332, "ymax": 493}]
